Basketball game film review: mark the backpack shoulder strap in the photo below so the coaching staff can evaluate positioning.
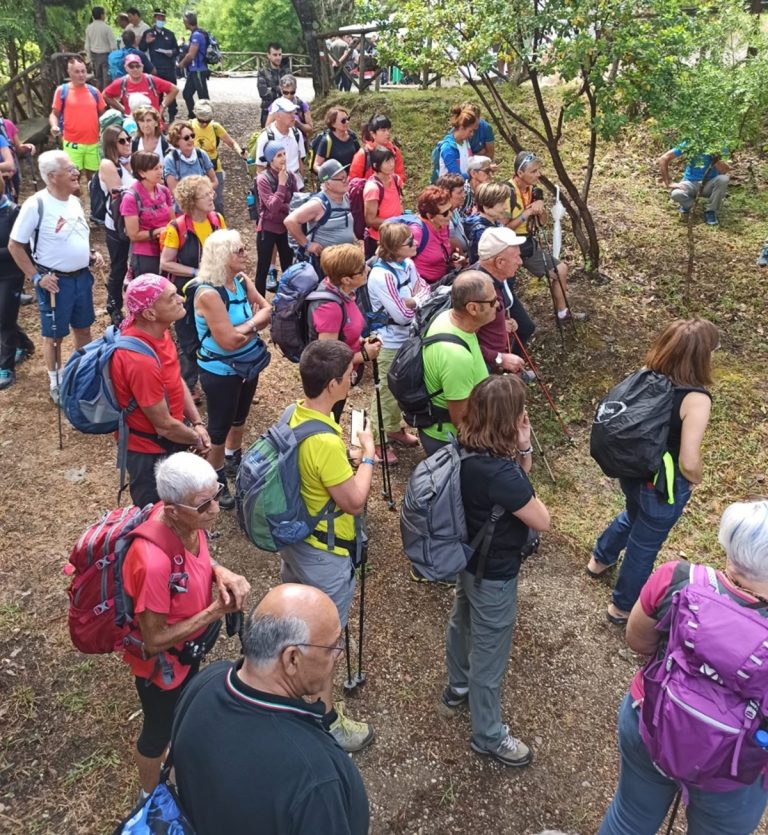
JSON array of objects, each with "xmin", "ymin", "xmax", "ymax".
[
  {"xmin": 87, "ymin": 84, "xmax": 100, "ymax": 105},
  {"xmin": 307, "ymin": 192, "xmax": 334, "ymax": 239},
  {"xmin": 146, "ymin": 75, "xmax": 157, "ymax": 98},
  {"xmin": 113, "ymin": 334, "xmax": 161, "ymax": 365},
  {"xmin": 323, "ymin": 131, "xmax": 332, "ymax": 158},
  {"xmin": 208, "ymin": 211, "xmax": 223, "ymax": 229},
  {"xmin": 422, "ymin": 332, "xmax": 472, "ymax": 352},
  {"xmin": 195, "ymin": 148, "xmax": 205, "ymax": 165},
  {"xmin": 292, "ymin": 418, "xmax": 337, "ymax": 444},
  {"xmin": 127, "ymin": 518, "xmax": 186, "ymax": 560},
  {"xmin": 415, "ymin": 219, "xmax": 430, "ymax": 256},
  {"xmin": 266, "ymin": 128, "xmax": 275, "ymax": 142},
  {"xmin": 31, "ymin": 195, "xmax": 45, "ymax": 257}
]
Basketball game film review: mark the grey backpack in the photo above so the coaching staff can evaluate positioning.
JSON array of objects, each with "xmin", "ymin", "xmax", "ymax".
[{"xmin": 400, "ymin": 443, "xmax": 503, "ymax": 582}]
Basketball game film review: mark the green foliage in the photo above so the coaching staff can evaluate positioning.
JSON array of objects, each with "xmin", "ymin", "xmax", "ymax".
[{"xmin": 196, "ymin": 0, "xmax": 303, "ymax": 53}]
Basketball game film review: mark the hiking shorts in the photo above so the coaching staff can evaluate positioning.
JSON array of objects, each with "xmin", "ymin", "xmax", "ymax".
[
  {"xmin": 522, "ymin": 238, "xmax": 561, "ymax": 278},
  {"xmin": 35, "ymin": 269, "xmax": 95, "ymax": 338},
  {"xmin": 280, "ymin": 540, "xmax": 356, "ymax": 627},
  {"xmin": 62, "ymin": 140, "xmax": 100, "ymax": 172}
]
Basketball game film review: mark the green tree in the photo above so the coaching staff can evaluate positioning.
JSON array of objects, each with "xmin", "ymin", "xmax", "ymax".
[
  {"xmin": 196, "ymin": 0, "xmax": 303, "ymax": 53},
  {"xmin": 361, "ymin": 0, "xmax": 768, "ymax": 276}
]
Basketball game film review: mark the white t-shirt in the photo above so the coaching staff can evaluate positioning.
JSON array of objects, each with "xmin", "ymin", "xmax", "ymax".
[
  {"xmin": 255, "ymin": 125, "xmax": 306, "ymax": 190},
  {"xmin": 11, "ymin": 189, "xmax": 91, "ymax": 271}
]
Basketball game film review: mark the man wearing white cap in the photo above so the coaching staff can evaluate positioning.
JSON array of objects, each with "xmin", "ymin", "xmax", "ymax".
[
  {"xmin": 474, "ymin": 227, "xmax": 534, "ymax": 374},
  {"xmin": 255, "ymin": 97, "xmax": 306, "ymax": 190}
]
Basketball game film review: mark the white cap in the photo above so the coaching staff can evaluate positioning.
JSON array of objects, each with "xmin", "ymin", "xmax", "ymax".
[
  {"xmin": 272, "ymin": 96, "xmax": 299, "ymax": 113},
  {"xmin": 478, "ymin": 226, "xmax": 527, "ymax": 260}
]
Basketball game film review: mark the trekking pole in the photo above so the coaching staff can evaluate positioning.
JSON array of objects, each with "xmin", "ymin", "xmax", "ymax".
[
  {"xmin": 531, "ymin": 226, "xmax": 565, "ymax": 350},
  {"xmin": 665, "ymin": 791, "xmax": 682, "ymax": 835},
  {"xmin": 538, "ymin": 226, "xmax": 580, "ymax": 344},
  {"xmin": 371, "ymin": 358, "xmax": 395, "ymax": 510},
  {"xmin": 530, "ymin": 423, "xmax": 556, "ymax": 483},
  {"xmin": 50, "ymin": 291, "xmax": 63, "ymax": 450},
  {"xmin": 344, "ymin": 624, "xmax": 354, "ymax": 688},
  {"xmin": 511, "ymin": 330, "xmax": 573, "ymax": 442},
  {"xmin": 344, "ymin": 518, "xmax": 368, "ymax": 692}
]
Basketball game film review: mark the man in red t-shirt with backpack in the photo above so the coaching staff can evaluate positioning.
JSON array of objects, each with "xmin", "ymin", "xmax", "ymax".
[{"xmin": 104, "ymin": 56, "xmax": 179, "ymax": 126}]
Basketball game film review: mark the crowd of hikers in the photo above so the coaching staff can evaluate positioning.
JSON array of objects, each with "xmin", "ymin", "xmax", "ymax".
[{"xmin": 1, "ymin": 22, "xmax": 768, "ymax": 835}]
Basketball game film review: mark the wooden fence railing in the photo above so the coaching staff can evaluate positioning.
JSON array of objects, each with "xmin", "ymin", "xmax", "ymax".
[
  {"xmin": 214, "ymin": 52, "xmax": 312, "ymax": 77},
  {"xmin": 0, "ymin": 53, "xmax": 82, "ymax": 123}
]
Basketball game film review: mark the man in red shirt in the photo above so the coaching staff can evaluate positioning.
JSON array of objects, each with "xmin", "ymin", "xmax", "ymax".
[
  {"xmin": 111, "ymin": 274, "xmax": 210, "ymax": 506},
  {"xmin": 49, "ymin": 56, "xmax": 106, "ymax": 181},
  {"xmin": 103, "ymin": 56, "xmax": 178, "ymax": 125}
]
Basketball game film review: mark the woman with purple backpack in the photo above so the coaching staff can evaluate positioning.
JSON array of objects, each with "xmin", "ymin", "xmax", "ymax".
[{"xmin": 599, "ymin": 500, "xmax": 768, "ymax": 834}]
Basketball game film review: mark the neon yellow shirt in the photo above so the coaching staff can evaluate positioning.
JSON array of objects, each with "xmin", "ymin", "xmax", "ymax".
[
  {"xmin": 191, "ymin": 119, "xmax": 227, "ymax": 172},
  {"xmin": 163, "ymin": 214, "xmax": 226, "ymax": 250}
]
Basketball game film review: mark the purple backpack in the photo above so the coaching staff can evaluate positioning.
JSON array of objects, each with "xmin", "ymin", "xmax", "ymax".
[{"xmin": 639, "ymin": 563, "xmax": 768, "ymax": 801}]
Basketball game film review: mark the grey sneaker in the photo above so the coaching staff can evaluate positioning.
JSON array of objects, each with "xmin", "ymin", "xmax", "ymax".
[
  {"xmin": 438, "ymin": 686, "xmax": 468, "ymax": 717},
  {"xmin": 756, "ymin": 247, "xmax": 768, "ymax": 267},
  {"xmin": 471, "ymin": 725, "xmax": 533, "ymax": 767},
  {"xmin": 49, "ymin": 385, "xmax": 61, "ymax": 406},
  {"xmin": 329, "ymin": 702, "xmax": 375, "ymax": 753}
]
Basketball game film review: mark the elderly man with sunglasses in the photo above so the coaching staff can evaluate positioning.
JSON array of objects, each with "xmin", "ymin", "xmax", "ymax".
[
  {"xmin": 172, "ymin": 584, "xmax": 369, "ymax": 835},
  {"xmin": 110, "ymin": 274, "xmax": 211, "ymax": 507},
  {"xmin": 120, "ymin": 451, "xmax": 250, "ymax": 799}
]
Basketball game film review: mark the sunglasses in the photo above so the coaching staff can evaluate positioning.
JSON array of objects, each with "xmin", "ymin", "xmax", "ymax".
[
  {"xmin": 234, "ymin": 247, "xmax": 247, "ymax": 256},
  {"xmin": 175, "ymin": 483, "xmax": 225, "ymax": 514},
  {"xmin": 127, "ymin": 63, "xmax": 142, "ymax": 68},
  {"xmin": 338, "ymin": 117, "xmax": 349, "ymax": 124},
  {"xmin": 281, "ymin": 89, "xmax": 296, "ymax": 95},
  {"xmin": 196, "ymin": 118, "xmax": 211, "ymax": 125},
  {"xmin": 180, "ymin": 133, "xmax": 195, "ymax": 141},
  {"xmin": 470, "ymin": 298, "xmax": 500, "ymax": 307},
  {"xmin": 404, "ymin": 236, "xmax": 415, "ymax": 247},
  {"xmin": 436, "ymin": 208, "xmax": 451, "ymax": 218},
  {"xmin": 117, "ymin": 136, "xmax": 131, "ymax": 145}
]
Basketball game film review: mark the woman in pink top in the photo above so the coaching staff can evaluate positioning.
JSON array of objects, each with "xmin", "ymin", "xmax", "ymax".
[
  {"xmin": 121, "ymin": 151, "xmax": 174, "ymax": 276},
  {"xmin": 411, "ymin": 185, "xmax": 467, "ymax": 283},
  {"xmin": 310, "ymin": 243, "xmax": 381, "ymax": 421},
  {"xmin": 349, "ymin": 113, "xmax": 406, "ymax": 182},
  {"xmin": 363, "ymin": 147, "xmax": 403, "ymax": 259}
]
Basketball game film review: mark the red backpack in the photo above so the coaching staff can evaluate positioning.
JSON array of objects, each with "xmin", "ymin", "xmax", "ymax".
[{"xmin": 66, "ymin": 505, "xmax": 185, "ymax": 657}]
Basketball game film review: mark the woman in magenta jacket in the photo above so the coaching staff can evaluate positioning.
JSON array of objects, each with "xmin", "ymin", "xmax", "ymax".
[{"xmin": 254, "ymin": 140, "xmax": 297, "ymax": 296}]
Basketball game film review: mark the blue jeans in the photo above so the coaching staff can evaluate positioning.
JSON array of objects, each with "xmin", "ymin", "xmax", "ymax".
[
  {"xmin": 599, "ymin": 695, "xmax": 768, "ymax": 835},
  {"xmin": 593, "ymin": 474, "xmax": 692, "ymax": 612}
]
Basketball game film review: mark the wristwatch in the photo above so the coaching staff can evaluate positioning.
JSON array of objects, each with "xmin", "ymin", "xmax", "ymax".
[{"xmin": 494, "ymin": 353, "xmax": 503, "ymax": 368}]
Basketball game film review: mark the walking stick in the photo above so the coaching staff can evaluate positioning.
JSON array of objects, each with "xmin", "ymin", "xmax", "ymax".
[
  {"xmin": 537, "ymin": 226, "xmax": 580, "ymax": 345},
  {"xmin": 511, "ymin": 330, "xmax": 573, "ymax": 442},
  {"xmin": 371, "ymin": 358, "xmax": 395, "ymax": 510},
  {"xmin": 344, "ymin": 518, "xmax": 368, "ymax": 692},
  {"xmin": 50, "ymin": 290, "xmax": 63, "ymax": 450},
  {"xmin": 665, "ymin": 791, "xmax": 682, "ymax": 835}
]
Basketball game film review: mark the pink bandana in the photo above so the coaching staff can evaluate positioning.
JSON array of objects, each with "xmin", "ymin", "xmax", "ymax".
[{"xmin": 121, "ymin": 273, "xmax": 174, "ymax": 331}]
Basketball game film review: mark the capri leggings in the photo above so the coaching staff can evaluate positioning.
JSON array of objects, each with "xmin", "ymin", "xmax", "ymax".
[
  {"xmin": 134, "ymin": 663, "xmax": 198, "ymax": 758},
  {"xmin": 198, "ymin": 369, "xmax": 259, "ymax": 445}
]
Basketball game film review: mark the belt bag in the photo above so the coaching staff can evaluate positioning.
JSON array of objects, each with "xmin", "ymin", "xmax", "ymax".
[
  {"xmin": 172, "ymin": 618, "xmax": 222, "ymax": 665},
  {"xmin": 201, "ymin": 336, "xmax": 271, "ymax": 381}
]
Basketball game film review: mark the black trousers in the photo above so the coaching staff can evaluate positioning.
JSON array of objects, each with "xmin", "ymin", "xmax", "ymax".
[
  {"xmin": 0, "ymin": 275, "xmax": 32, "ymax": 371},
  {"xmin": 198, "ymin": 369, "xmax": 259, "ymax": 446},
  {"xmin": 130, "ymin": 252, "xmax": 161, "ymax": 279},
  {"xmin": 183, "ymin": 71, "xmax": 209, "ymax": 117},
  {"xmin": 106, "ymin": 229, "xmax": 130, "ymax": 320},
  {"xmin": 154, "ymin": 67, "xmax": 178, "ymax": 122},
  {"xmin": 127, "ymin": 450, "xmax": 167, "ymax": 507},
  {"xmin": 508, "ymin": 293, "xmax": 536, "ymax": 356},
  {"xmin": 255, "ymin": 230, "xmax": 293, "ymax": 296}
]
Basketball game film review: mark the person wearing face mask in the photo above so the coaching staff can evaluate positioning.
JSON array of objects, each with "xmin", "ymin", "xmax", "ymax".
[
  {"xmin": 139, "ymin": 9, "xmax": 180, "ymax": 122},
  {"xmin": 348, "ymin": 113, "xmax": 406, "ymax": 182},
  {"xmin": 98, "ymin": 125, "xmax": 136, "ymax": 323}
]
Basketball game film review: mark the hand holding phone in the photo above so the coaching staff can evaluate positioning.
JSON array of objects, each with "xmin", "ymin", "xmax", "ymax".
[{"xmin": 351, "ymin": 409, "xmax": 366, "ymax": 448}]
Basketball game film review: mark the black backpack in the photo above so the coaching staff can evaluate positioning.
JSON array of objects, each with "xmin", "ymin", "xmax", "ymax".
[
  {"xmin": 88, "ymin": 174, "xmax": 109, "ymax": 225},
  {"xmin": 387, "ymin": 289, "xmax": 471, "ymax": 428},
  {"xmin": 179, "ymin": 276, "xmax": 250, "ymax": 357},
  {"xmin": 590, "ymin": 370, "xmax": 677, "ymax": 479}
]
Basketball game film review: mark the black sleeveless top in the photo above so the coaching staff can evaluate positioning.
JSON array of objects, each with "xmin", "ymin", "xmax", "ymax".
[{"xmin": 667, "ymin": 386, "xmax": 711, "ymax": 459}]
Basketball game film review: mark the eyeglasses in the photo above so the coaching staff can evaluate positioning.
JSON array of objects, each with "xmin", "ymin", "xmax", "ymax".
[
  {"xmin": 117, "ymin": 137, "xmax": 131, "ymax": 145},
  {"xmin": 127, "ymin": 63, "xmax": 142, "ymax": 68},
  {"xmin": 180, "ymin": 133, "xmax": 195, "ymax": 141},
  {"xmin": 436, "ymin": 208, "xmax": 451, "ymax": 218},
  {"xmin": 404, "ymin": 236, "xmax": 415, "ymax": 247},
  {"xmin": 296, "ymin": 633, "xmax": 346, "ymax": 659},
  {"xmin": 338, "ymin": 117, "xmax": 349, "ymax": 124},
  {"xmin": 60, "ymin": 165, "xmax": 80, "ymax": 175},
  {"xmin": 330, "ymin": 174, "xmax": 348, "ymax": 182},
  {"xmin": 234, "ymin": 246, "xmax": 247, "ymax": 256},
  {"xmin": 174, "ymin": 483, "xmax": 225, "ymax": 514},
  {"xmin": 470, "ymin": 298, "xmax": 500, "ymax": 307}
]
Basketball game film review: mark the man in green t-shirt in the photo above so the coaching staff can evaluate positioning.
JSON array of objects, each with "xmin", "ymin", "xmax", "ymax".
[
  {"xmin": 420, "ymin": 271, "xmax": 497, "ymax": 455},
  {"xmin": 279, "ymin": 339, "xmax": 377, "ymax": 755}
]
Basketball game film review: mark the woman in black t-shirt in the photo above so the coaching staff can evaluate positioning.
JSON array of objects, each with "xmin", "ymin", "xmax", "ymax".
[
  {"xmin": 441, "ymin": 375, "xmax": 550, "ymax": 768},
  {"xmin": 312, "ymin": 106, "xmax": 360, "ymax": 173}
]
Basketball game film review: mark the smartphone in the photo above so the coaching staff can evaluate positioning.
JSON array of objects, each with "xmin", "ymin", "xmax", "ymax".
[{"xmin": 350, "ymin": 409, "xmax": 366, "ymax": 448}]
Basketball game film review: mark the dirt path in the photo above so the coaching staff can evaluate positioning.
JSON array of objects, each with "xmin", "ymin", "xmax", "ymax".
[{"xmin": 1, "ymin": 83, "xmax": 765, "ymax": 835}]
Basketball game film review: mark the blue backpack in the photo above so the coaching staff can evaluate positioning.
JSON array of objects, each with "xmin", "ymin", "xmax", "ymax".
[
  {"xmin": 58, "ymin": 83, "xmax": 101, "ymax": 132},
  {"xmin": 60, "ymin": 326, "xmax": 161, "ymax": 493},
  {"xmin": 381, "ymin": 214, "xmax": 430, "ymax": 256},
  {"xmin": 430, "ymin": 134, "xmax": 457, "ymax": 183},
  {"xmin": 235, "ymin": 404, "xmax": 341, "ymax": 552}
]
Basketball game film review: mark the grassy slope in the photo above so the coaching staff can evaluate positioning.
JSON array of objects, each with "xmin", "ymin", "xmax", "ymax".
[{"xmin": 320, "ymin": 85, "xmax": 768, "ymax": 570}]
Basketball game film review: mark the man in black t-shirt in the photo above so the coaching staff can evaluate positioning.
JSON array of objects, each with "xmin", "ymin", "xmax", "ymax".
[{"xmin": 173, "ymin": 584, "xmax": 369, "ymax": 835}]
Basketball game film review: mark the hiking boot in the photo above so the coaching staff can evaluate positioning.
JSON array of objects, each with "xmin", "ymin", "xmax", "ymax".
[
  {"xmin": 757, "ymin": 247, "xmax": 768, "ymax": 268},
  {"xmin": 19, "ymin": 292, "xmax": 33, "ymax": 306},
  {"xmin": 330, "ymin": 703, "xmax": 375, "ymax": 753},
  {"xmin": 49, "ymin": 385, "xmax": 61, "ymax": 406},
  {"xmin": 215, "ymin": 468, "xmax": 236, "ymax": 510},
  {"xmin": 409, "ymin": 565, "xmax": 456, "ymax": 588},
  {"xmin": 704, "ymin": 210, "xmax": 718, "ymax": 226},
  {"xmin": 0, "ymin": 369, "xmax": 15, "ymax": 390},
  {"xmin": 438, "ymin": 685, "xmax": 468, "ymax": 717},
  {"xmin": 471, "ymin": 726, "xmax": 533, "ymax": 768},
  {"xmin": 374, "ymin": 444, "xmax": 398, "ymax": 465},
  {"xmin": 224, "ymin": 449, "xmax": 242, "ymax": 480},
  {"xmin": 520, "ymin": 369, "xmax": 536, "ymax": 385},
  {"xmin": 266, "ymin": 266, "xmax": 279, "ymax": 292},
  {"xmin": 386, "ymin": 429, "xmax": 419, "ymax": 447}
]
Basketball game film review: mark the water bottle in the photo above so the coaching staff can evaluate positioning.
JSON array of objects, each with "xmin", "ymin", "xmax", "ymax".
[
  {"xmin": 246, "ymin": 189, "xmax": 257, "ymax": 221},
  {"xmin": 754, "ymin": 729, "xmax": 768, "ymax": 750}
]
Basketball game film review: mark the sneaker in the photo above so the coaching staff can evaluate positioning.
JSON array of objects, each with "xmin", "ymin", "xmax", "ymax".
[
  {"xmin": 471, "ymin": 725, "xmax": 533, "ymax": 768},
  {"xmin": 49, "ymin": 385, "xmax": 61, "ymax": 406},
  {"xmin": 409, "ymin": 565, "xmax": 456, "ymax": 588},
  {"xmin": 224, "ymin": 449, "xmax": 242, "ymax": 480},
  {"xmin": 374, "ymin": 445, "xmax": 398, "ymax": 465},
  {"xmin": 704, "ymin": 210, "xmax": 718, "ymax": 226},
  {"xmin": 266, "ymin": 267, "xmax": 279, "ymax": 292},
  {"xmin": 0, "ymin": 369, "xmax": 15, "ymax": 390},
  {"xmin": 386, "ymin": 429, "xmax": 419, "ymax": 447},
  {"xmin": 19, "ymin": 292, "xmax": 33, "ymax": 306},
  {"xmin": 14, "ymin": 348, "xmax": 31, "ymax": 365},
  {"xmin": 757, "ymin": 247, "xmax": 768, "ymax": 268},
  {"xmin": 520, "ymin": 369, "xmax": 536, "ymax": 385},
  {"xmin": 560, "ymin": 309, "xmax": 589, "ymax": 323},
  {"xmin": 438, "ymin": 685, "xmax": 468, "ymax": 717},
  {"xmin": 329, "ymin": 702, "xmax": 375, "ymax": 753}
]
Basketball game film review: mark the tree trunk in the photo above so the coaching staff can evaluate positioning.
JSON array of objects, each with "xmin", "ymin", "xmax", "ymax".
[
  {"xmin": 33, "ymin": 0, "xmax": 56, "ymax": 110},
  {"xmin": 291, "ymin": 0, "xmax": 331, "ymax": 96}
]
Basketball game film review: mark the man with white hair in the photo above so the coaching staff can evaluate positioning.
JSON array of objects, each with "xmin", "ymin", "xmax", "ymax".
[
  {"xmin": 173, "ymin": 584, "xmax": 370, "ymax": 835},
  {"xmin": 9, "ymin": 150, "xmax": 104, "ymax": 404}
]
